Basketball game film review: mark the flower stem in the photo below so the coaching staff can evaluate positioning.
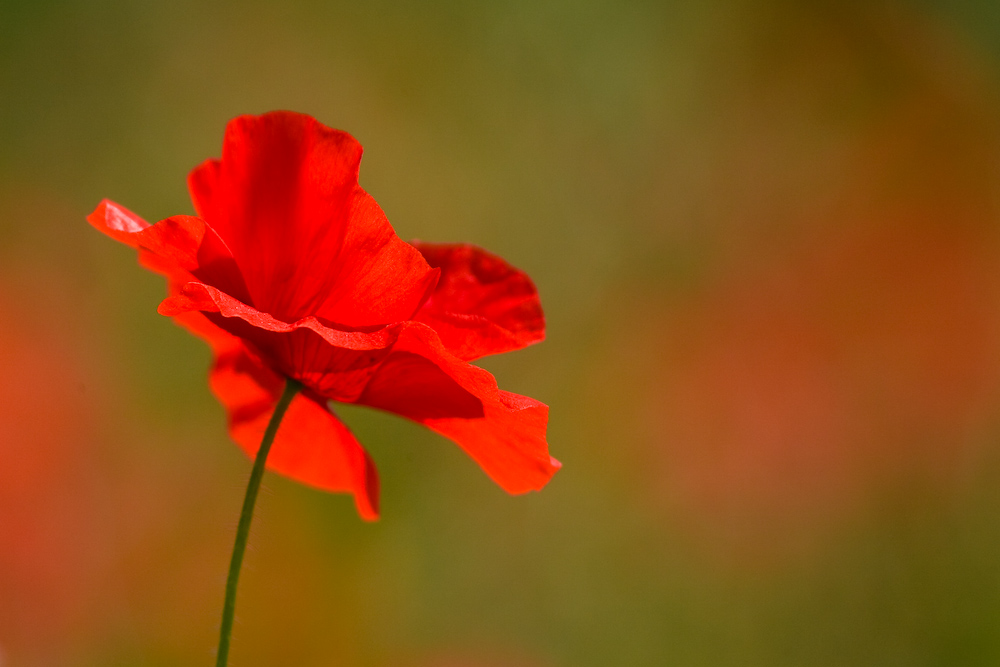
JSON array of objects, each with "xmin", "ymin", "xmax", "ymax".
[{"xmin": 216, "ymin": 377, "xmax": 302, "ymax": 667}]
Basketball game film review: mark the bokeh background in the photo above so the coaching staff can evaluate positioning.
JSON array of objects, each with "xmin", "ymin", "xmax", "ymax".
[{"xmin": 6, "ymin": 0, "xmax": 1000, "ymax": 664}]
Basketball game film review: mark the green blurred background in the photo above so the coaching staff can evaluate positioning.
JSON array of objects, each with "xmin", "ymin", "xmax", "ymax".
[{"xmin": 6, "ymin": 0, "xmax": 1000, "ymax": 664}]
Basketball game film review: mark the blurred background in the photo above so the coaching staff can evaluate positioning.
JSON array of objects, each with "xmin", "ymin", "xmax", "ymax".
[{"xmin": 6, "ymin": 0, "xmax": 1000, "ymax": 664}]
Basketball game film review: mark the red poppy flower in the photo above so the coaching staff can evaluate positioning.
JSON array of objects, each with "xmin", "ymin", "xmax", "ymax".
[{"xmin": 88, "ymin": 111, "xmax": 559, "ymax": 519}]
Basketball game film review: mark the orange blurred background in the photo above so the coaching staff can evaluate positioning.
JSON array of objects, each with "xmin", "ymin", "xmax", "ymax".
[{"xmin": 5, "ymin": 1, "xmax": 1000, "ymax": 664}]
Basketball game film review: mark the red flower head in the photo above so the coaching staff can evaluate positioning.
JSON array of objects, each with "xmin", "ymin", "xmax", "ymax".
[{"xmin": 88, "ymin": 111, "xmax": 559, "ymax": 519}]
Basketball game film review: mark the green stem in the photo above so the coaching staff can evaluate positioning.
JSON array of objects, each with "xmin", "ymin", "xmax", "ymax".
[{"xmin": 216, "ymin": 377, "xmax": 302, "ymax": 667}]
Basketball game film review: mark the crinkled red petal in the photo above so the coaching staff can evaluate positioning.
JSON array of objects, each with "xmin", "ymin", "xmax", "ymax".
[
  {"xmin": 210, "ymin": 341, "xmax": 379, "ymax": 520},
  {"xmin": 411, "ymin": 242, "xmax": 545, "ymax": 361},
  {"xmin": 187, "ymin": 111, "xmax": 439, "ymax": 327},
  {"xmin": 357, "ymin": 323, "xmax": 560, "ymax": 494},
  {"xmin": 160, "ymin": 281, "xmax": 406, "ymax": 402}
]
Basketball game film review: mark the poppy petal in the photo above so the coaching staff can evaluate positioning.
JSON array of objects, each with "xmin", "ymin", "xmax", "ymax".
[
  {"xmin": 160, "ymin": 280, "xmax": 404, "ymax": 402},
  {"xmin": 210, "ymin": 341, "xmax": 379, "ymax": 520},
  {"xmin": 187, "ymin": 111, "xmax": 438, "ymax": 327},
  {"xmin": 357, "ymin": 323, "xmax": 559, "ymax": 494},
  {"xmin": 411, "ymin": 242, "xmax": 545, "ymax": 361}
]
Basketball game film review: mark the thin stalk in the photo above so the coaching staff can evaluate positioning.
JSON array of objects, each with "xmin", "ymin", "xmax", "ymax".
[{"xmin": 216, "ymin": 377, "xmax": 302, "ymax": 667}]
